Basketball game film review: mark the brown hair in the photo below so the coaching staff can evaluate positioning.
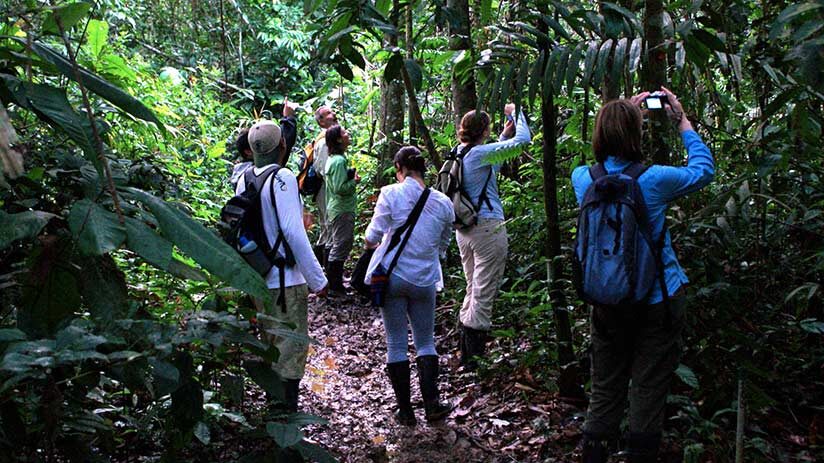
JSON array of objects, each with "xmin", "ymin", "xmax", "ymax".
[
  {"xmin": 592, "ymin": 99, "xmax": 643, "ymax": 163},
  {"xmin": 325, "ymin": 124, "xmax": 346, "ymax": 154},
  {"xmin": 394, "ymin": 146, "xmax": 426, "ymax": 176},
  {"xmin": 458, "ymin": 110, "xmax": 491, "ymax": 144}
]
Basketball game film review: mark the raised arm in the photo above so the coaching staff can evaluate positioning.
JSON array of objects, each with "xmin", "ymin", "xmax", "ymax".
[{"xmin": 475, "ymin": 110, "xmax": 532, "ymax": 165}]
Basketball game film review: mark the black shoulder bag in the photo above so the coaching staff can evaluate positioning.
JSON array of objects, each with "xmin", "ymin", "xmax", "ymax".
[{"xmin": 368, "ymin": 188, "xmax": 431, "ymax": 307}]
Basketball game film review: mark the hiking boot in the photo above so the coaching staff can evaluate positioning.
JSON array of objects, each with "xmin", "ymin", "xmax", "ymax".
[
  {"xmin": 282, "ymin": 378, "xmax": 300, "ymax": 414},
  {"xmin": 326, "ymin": 260, "xmax": 347, "ymax": 296},
  {"xmin": 620, "ymin": 432, "xmax": 661, "ymax": 463},
  {"xmin": 580, "ymin": 432, "xmax": 610, "ymax": 463},
  {"xmin": 460, "ymin": 324, "xmax": 489, "ymax": 370},
  {"xmin": 386, "ymin": 361, "xmax": 417, "ymax": 426},
  {"xmin": 415, "ymin": 355, "xmax": 452, "ymax": 422}
]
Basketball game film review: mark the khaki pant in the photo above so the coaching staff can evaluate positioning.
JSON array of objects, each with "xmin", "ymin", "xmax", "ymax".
[
  {"xmin": 457, "ymin": 219, "xmax": 508, "ymax": 331},
  {"xmin": 327, "ymin": 212, "xmax": 354, "ymax": 263},
  {"xmin": 253, "ymin": 284, "xmax": 310, "ymax": 380}
]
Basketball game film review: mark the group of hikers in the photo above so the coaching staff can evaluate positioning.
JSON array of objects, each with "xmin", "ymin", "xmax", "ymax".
[{"xmin": 223, "ymin": 86, "xmax": 714, "ymax": 462}]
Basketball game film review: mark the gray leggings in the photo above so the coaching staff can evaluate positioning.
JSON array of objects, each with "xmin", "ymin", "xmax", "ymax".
[{"xmin": 380, "ymin": 274, "xmax": 438, "ymax": 363}]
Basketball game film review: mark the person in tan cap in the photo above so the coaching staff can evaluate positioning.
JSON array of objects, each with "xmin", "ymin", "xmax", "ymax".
[{"xmin": 235, "ymin": 100, "xmax": 327, "ymax": 413}]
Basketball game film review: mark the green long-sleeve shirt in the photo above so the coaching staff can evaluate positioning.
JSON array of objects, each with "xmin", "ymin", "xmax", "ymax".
[{"xmin": 324, "ymin": 154, "xmax": 356, "ymax": 220}]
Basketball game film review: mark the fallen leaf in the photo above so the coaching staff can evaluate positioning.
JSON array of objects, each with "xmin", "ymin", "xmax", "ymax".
[{"xmin": 372, "ymin": 434, "xmax": 385, "ymax": 445}]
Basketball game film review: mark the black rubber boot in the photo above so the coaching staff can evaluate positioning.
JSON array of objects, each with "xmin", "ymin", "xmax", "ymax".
[
  {"xmin": 415, "ymin": 355, "xmax": 452, "ymax": 422},
  {"xmin": 386, "ymin": 361, "xmax": 417, "ymax": 426},
  {"xmin": 313, "ymin": 244, "xmax": 326, "ymax": 269},
  {"xmin": 323, "ymin": 246, "xmax": 330, "ymax": 270},
  {"xmin": 580, "ymin": 432, "xmax": 610, "ymax": 463},
  {"xmin": 327, "ymin": 260, "xmax": 346, "ymax": 295},
  {"xmin": 624, "ymin": 432, "xmax": 661, "ymax": 463},
  {"xmin": 460, "ymin": 324, "xmax": 489, "ymax": 370},
  {"xmin": 282, "ymin": 379, "xmax": 300, "ymax": 414}
]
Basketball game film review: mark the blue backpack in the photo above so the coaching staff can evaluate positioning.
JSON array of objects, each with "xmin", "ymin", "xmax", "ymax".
[{"xmin": 572, "ymin": 162, "xmax": 666, "ymax": 306}]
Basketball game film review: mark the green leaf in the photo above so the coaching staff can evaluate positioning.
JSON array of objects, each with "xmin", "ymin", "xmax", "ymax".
[
  {"xmin": 600, "ymin": 2, "xmax": 639, "ymax": 29},
  {"xmin": 23, "ymin": 40, "xmax": 163, "ymax": 129},
  {"xmin": 85, "ymin": 19, "xmax": 108, "ymax": 58},
  {"xmin": 266, "ymin": 422, "xmax": 304, "ymax": 448},
  {"xmin": 628, "ymin": 37, "xmax": 642, "ymax": 73},
  {"xmin": 124, "ymin": 217, "xmax": 172, "ymax": 268},
  {"xmin": 404, "ymin": 58, "xmax": 423, "ymax": 91},
  {"xmin": 384, "ymin": 52, "xmax": 403, "ymax": 83},
  {"xmin": 193, "ymin": 421, "xmax": 211, "ymax": 445},
  {"xmin": 77, "ymin": 254, "xmax": 129, "ymax": 326},
  {"xmin": 800, "ymin": 318, "xmax": 824, "ymax": 334},
  {"xmin": 554, "ymin": 47, "xmax": 571, "ymax": 96},
  {"xmin": 149, "ymin": 358, "xmax": 181, "ymax": 396},
  {"xmin": 0, "ymin": 210, "xmax": 55, "ymax": 250},
  {"xmin": 582, "ymin": 41, "xmax": 599, "ymax": 88},
  {"xmin": 565, "ymin": 42, "xmax": 585, "ymax": 97},
  {"xmin": 692, "ymin": 29, "xmax": 726, "ymax": 52},
  {"xmin": 610, "ymin": 37, "xmax": 628, "ymax": 91},
  {"xmin": 244, "ymin": 360, "xmax": 284, "ymax": 400},
  {"xmin": 68, "ymin": 200, "xmax": 126, "ymax": 255},
  {"xmin": 0, "ymin": 329, "xmax": 26, "ymax": 343},
  {"xmin": 770, "ymin": 2, "xmax": 824, "ymax": 40},
  {"xmin": 0, "ymin": 75, "xmax": 101, "ymax": 172},
  {"xmin": 294, "ymin": 440, "xmax": 337, "ymax": 463},
  {"xmin": 675, "ymin": 364, "xmax": 699, "ymax": 389},
  {"xmin": 528, "ymin": 51, "xmax": 545, "ymax": 107},
  {"xmin": 594, "ymin": 39, "xmax": 613, "ymax": 89},
  {"xmin": 123, "ymin": 188, "xmax": 270, "ymax": 303},
  {"xmin": 42, "ymin": 2, "xmax": 92, "ymax": 36},
  {"xmin": 541, "ymin": 15, "xmax": 572, "ymax": 41},
  {"xmin": 287, "ymin": 413, "xmax": 329, "ymax": 426}
]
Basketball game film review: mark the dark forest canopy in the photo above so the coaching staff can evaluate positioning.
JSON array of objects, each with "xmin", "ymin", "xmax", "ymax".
[{"xmin": 0, "ymin": 0, "xmax": 822, "ymax": 462}]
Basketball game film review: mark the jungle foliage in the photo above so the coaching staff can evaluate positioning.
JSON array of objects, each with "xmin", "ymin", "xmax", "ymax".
[{"xmin": 1, "ymin": 0, "xmax": 823, "ymax": 462}]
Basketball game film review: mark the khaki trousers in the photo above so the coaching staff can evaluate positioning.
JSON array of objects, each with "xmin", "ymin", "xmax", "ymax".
[
  {"xmin": 456, "ymin": 219, "xmax": 508, "ymax": 331},
  {"xmin": 253, "ymin": 284, "xmax": 310, "ymax": 380}
]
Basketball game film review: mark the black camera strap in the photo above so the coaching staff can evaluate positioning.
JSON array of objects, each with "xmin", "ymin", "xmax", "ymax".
[{"xmin": 385, "ymin": 187, "xmax": 431, "ymax": 278}]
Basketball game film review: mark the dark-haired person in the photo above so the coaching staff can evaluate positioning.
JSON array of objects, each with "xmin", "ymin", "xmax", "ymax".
[
  {"xmin": 364, "ymin": 146, "xmax": 455, "ymax": 425},
  {"xmin": 235, "ymin": 99, "xmax": 327, "ymax": 413},
  {"xmin": 571, "ymin": 88, "xmax": 714, "ymax": 463},
  {"xmin": 323, "ymin": 125, "xmax": 359, "ymax": 296},
  {"xmin": 230, "ymin": 128, "xmax": 254, "ymax": 187},
  {"xmin": 455, "ymin": 103, "xmax": 531, "ymax": 368}
]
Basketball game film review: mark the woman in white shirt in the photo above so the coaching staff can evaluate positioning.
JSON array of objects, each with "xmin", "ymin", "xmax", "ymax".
[{"xmin": 364, "ymin": 147, "xmax": 455, "ymax": 426}]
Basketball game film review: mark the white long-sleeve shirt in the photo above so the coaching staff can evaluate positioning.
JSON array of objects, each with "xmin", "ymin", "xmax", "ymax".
[
  {"xmin": 235, "ymin": 165, "xmax": 327, "ymax": 292},
  {"xmin": 364, "ymin": 177, "xmax": 455, "ymax": 288}
]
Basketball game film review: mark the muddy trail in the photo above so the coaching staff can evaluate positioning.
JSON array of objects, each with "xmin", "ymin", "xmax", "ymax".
[{"xmin": 296, "ymin": 293, "xmax": 587, "ymax": 463}]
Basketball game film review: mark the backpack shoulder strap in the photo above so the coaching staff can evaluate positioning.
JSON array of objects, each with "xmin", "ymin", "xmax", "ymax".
[
  {"xmin": 386, "ymin": 188, "xmax": 431, "ymax": 276},
  {"xmin": 589, "ymin": 162, "xmax": 608, "ymax": 181},
  {"xmin": 458, "ymin": 144, "xmax": 474, "ymax": 159},
  {"xmin": 622, "ymin": 162, "xmax": 648, "ymax": 180}
]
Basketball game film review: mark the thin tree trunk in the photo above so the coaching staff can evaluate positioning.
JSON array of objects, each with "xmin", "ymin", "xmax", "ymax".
[
  {"xmin": 400, "ymin": 64, "xmax": 440, "ymax": 167},
  {"xmin": 406, "ymin": 4, "xmax": 417, "ymax": 145},
  {"xmin": 642, "ymin": 0, "xmax": 670, "ymax": 164},
  {"xmin": 448, "ymin": 0, "xmax": 477, "ymax": 121},
  {"xmin": 377, "ymin": 1, "xmax": 405, "ymax": 187},
  {"xmin": 541, "ymin": 93, "xmax": 582, "ymax": 399}
]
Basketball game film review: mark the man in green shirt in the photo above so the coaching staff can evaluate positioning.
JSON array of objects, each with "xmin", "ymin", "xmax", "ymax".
[{"xmin": 323, "ymin": 125, "xmax": 358, "ymax": 295}]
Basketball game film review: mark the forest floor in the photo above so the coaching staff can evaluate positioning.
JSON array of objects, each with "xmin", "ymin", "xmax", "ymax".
[{"xmin": 296, "ymin": 292, "xmax": 587, "ymax": 463}]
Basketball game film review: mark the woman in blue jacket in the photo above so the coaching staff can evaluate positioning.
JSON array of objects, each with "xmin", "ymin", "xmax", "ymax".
[{"xmin": 571, "ymin": 88, "xmax": 714, "ymax": 463}]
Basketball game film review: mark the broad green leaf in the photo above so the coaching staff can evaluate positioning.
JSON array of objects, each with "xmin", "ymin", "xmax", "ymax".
[
  {"xmin": 76, "ymin": 254, "xmax": 129, "ymax": 326},
  {"xmin": 123, "ymin": 188, "xmax": 270, "ymax": 302},
  {"xmin": 23, "ymin": 41, "xmax": 163, "ymax": 129},
  {"xmin": 565, "ymin": 42, "xmax": 585, "ymax": 97},
  {"xmin": 124, "ymin": 217, "xmax": 172, "ymax": 269},
  {"xmin": 600, "ymin": 2, "xmax": 640, "ymax": 29},
  {"xmin": 42, "ymin": 2, "xmax": 92, "ymax": 36},
  {"xmin": 384, "ymin": 52, "xmax": 403, "ymax": 83},
  {"xmin": 287, "ymin": 413, "xmax": 329, "ymax": 426},
  {"xmin": 628, "ymin": 37, "xmax": 642, "ymax": 73},
  {"xmin": 68, "ymin": 200, "xmax": 126, "ymax": 255},
  {"xmin": 18, "ymin": 240, "xmax": 81, "ymax": 337},
  {"xmin": 207, "ymin": 143, "xmax": 226, "ymax": 159},
  {"xmin": 0, "ymin": 75, "xmax": 101, "ymax": 172},
  {"xmin": 404, "ymin": 58, "xmax": 423, "ymax": 91},
  {"xmin": 554, "ymin": 47, "xmax": 571, "ymax": 96},
  {"xmin": 594, "ymin": 39, "xmax": 614, "ymax": 89},
  {"xmin": 610, "ymin": 37, "xmax": 628, "ymax": 91},
  {"xmin": 244, "ymin": 360, "xmax": 284, "ymax": 399},
  {"xmin": 582, "ymin": 41, "xmax": 599, "ymax": 88},
  {"xmin": 800, "ymin": 318, "xmax": 824, "ymax": 334},
  {"xmin": 541, "ymin": 15, "xmax": 572, "ymax": 41},
  {"xmin": 542, "ymin": 47, "xmax": 561, "ymax": 101},
  {"xmin": 0, "ymin": 329, "xmax": 26, "ymax": 343},
  {"xmin": 675, "ymin": 364, "xmax": 699, "ymax": 389},
  {"xmin": 266, "ymin": 422, "xmax": 304, "ymax": 448},
  {"xmin": 0, "ymin": 210, "xmax": 55, "ymax": 250},
  {"xmin": 527, "ymin": 51, "xmax": 545, "ymax": 107},
  {"xmin": 85, "ymin": 19, "xmax": 108, "ymax": 58},
  {"xmin": 149, "ymin": 358, "xmax": 181, "ymax": 396},
  {"xmin": 770, "ymin": 2, "xmax": 824, "ymax": 40},
  {"xmin": 692, "ymin": 29, "xmax": 725, "ymax": 52},
  {"xmin": 193, "ymin": 422, "xmax": 211, "ymax": 445},
  {"xmin": 99, "ymin": 53, "xmax": 137, "ymax": 84}
]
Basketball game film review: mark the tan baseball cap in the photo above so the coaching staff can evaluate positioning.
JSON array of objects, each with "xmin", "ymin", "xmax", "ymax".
[{"xmin": 248, "ymin": 120, "xmax": 282, "ymax": 156}]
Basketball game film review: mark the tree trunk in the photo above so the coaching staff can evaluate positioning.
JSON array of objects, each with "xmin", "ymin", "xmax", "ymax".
[
  {"xmin": 405, "ymin": 4, "xmax": 418, "ymax": 145},
  {"xmin": 541, "ymin": 93, "xmax": 582, "ymax": 399},
  {"xmin": 642, "ymin": 0, "xmax": 670, "ymax": 164},
  {"xmin": 448, "ymin": 0, "xmax": 477, "ymax": 120},
  {"xmin": 377, "ymin": 3, "xmax": 405, "ymax": 187},
  {"xmin": 400, "ymin": 63, "xmax": 441, "ymax": 167}
]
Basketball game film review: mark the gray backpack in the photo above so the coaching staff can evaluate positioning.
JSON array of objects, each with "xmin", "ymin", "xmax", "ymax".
[{"xmin": 435, "ymin": 144, "xmax": 492, "ymax": 229}]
